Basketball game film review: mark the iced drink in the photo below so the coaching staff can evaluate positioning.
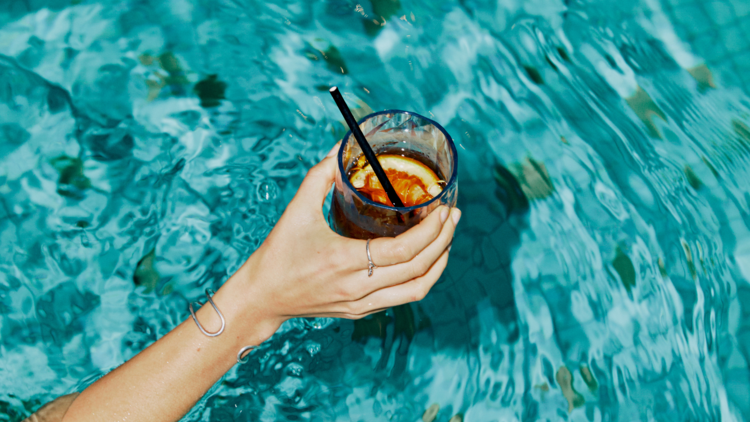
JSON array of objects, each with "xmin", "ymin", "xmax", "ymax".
[{"xmin": 329, "ymin": 110, "xmax": 458, "ymax": 240}]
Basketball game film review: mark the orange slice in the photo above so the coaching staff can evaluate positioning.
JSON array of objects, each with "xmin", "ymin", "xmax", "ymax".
[{"xmin": 349, "ymin": 155, "xmax": 443, "ymax": 207}]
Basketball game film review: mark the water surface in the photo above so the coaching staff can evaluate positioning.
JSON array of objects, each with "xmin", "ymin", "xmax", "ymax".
[{"xmin": 1, "ymin": 0, "xmax": 750, "ymax": 420}]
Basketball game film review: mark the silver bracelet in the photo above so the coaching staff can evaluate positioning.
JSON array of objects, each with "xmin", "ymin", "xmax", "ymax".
[
  {"xmin": 237, "ymin": 345, "xmax": 256, "ymax": 363},
  {"xmin": 189, "ymin": 288, "xmax": 257, "ymax": 364},
  {"xmin": 189, "ymin": 289, "xmax": 226, "ymax": 337}
]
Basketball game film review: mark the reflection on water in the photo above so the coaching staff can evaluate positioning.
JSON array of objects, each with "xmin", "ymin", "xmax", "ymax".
[{"xmin": 1, "ymin": 0, "xmax": 750, "ymax": 420}]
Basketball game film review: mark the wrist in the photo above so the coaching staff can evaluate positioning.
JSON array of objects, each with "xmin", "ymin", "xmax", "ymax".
[{"xmin": 210, "ymin": 262, "xmax": 282, "ymax": 350}]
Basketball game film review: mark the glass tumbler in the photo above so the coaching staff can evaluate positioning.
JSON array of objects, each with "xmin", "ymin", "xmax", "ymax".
[{"xmin": 329, "ymin": 110, "xmax": 458, "ymax": 240}]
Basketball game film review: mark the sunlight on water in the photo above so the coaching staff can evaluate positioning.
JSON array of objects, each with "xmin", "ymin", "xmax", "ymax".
[{"xmin": 1, "ymin": 0, "xmax": 750, "ymax": 420}]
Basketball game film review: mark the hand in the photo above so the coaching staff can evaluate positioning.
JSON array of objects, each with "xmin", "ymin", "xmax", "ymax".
[{"xmin": 231, "ymin": 143, "xmax": 461, "ymax": 336}]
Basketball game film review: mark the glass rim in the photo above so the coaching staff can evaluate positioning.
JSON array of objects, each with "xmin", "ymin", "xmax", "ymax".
[{"xmin": 337, "ymin": 109, "xmax": 458, "ymax": 213}]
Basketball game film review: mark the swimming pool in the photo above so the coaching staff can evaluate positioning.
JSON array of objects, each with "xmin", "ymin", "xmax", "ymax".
[{"xmin": 1, "ymin": 0, "xmax": 750, "ymax": 420}]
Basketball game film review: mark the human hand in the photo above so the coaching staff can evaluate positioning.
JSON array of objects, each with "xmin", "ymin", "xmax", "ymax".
[{"xmin": 229, "ymin": 143, "xmax": 460, "ymax": 339}]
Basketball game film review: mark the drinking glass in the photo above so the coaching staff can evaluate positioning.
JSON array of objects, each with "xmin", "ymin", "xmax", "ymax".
[{"xmin": 329, "ymin": 110, "xmax": 458, "ymax": 239}]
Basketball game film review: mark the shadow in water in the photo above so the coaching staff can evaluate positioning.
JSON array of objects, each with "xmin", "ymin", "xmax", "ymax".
[{"xmin": 345, "ymin": 157, "xmax": 530, "ymax": 383}]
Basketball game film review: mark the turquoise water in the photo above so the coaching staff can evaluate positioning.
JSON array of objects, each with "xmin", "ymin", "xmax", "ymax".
[{"xmin": 2, "ymin": 0, "xmax": 750, "ymax": 420}]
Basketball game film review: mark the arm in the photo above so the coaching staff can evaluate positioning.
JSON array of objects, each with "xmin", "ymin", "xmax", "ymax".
[
  {"xmin": 62, "ymin": 145, "xmax": 461, "ymax": 422},
  {"xmin": 62, "ymin": 268, "xmax": 277, "ymax": 422}
]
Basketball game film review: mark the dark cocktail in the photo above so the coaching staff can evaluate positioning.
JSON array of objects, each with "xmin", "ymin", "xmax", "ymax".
[{"xmin": 330, "ymin": 110, "xmax": 458, "ymax": 239}]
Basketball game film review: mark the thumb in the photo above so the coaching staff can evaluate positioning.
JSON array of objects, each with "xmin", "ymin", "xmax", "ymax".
[{"xmin": 297, "ymin": 142, "xmax": 341, "ymax": 205}]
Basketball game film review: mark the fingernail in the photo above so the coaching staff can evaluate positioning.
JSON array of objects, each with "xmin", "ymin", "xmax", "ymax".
[
  {"xmin": 440, "ymin": 207, "xmax": 449, "ymax": 224},
  {"xmin": 326, "ymin": 142, "xmax": 341, "ymax": 157},
  {"xmin": 448, "ymin": 245, "xmax": 452, "ymax": 252},
  {"xmin": 452, "ymin": 209, "xmax": 462, "ymax": 225}
]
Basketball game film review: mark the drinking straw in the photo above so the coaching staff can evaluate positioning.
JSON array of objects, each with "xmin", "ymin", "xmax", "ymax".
[{"xmin": 329, "ymin": 87, "xmax": 405, "ymax": 208}]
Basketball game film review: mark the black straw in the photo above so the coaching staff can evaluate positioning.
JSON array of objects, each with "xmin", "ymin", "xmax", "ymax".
[{"xmin": 329, "ymin": 87, "xmax": 405, "ymax": 208}]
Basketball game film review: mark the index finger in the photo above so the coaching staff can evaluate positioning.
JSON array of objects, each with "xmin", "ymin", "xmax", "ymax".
[{"xmin": 344, "ymin": 205, "xmax": 451, "ymax": 269}]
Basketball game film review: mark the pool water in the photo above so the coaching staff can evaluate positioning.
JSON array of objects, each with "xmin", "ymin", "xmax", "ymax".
[{"xmin": 2, "ymin": 0, "xmax": 750, "ymax": 420}]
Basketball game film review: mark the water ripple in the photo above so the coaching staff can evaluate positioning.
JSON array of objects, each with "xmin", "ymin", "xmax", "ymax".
[{"xmin": 1, "ymin": 0, "xmax": 749, "ymax": 420}]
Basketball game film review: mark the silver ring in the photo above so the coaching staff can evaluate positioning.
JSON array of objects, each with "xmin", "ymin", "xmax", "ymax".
[
  {"xmin": 237, "ymin": 345, "xmax": 256, "ymax": 364},
  {"xmin": 366, "ymin": 239, "xmax": 377, "ymax": 277},
  {"xmin": 189, "ymin": 289, "xmax": 226, "ymax": 337}
]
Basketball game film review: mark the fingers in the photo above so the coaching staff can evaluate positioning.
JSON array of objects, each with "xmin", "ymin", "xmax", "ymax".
[
  {"xmin": 347, "ymin": 248, "xmax": 450, "ymax": 315},
  {"xmin": 359, "ymin": 207, "xmax": 459, "ymax": 291},
  {"xmin": 344, "ymin": 205, "xmax": 452, "ymax": 269},
  {"xmin": 297, "ymin": 308, "xmax": 389, "ymax": 320},
  {"xmin": 325, "ymin": 141, "xmax": 341, "ymax": 158},
  {"xmin": 296, "ymin": 142, "xmax": 341, "ymax": 206},
  {"xmin": 303, "ymin": 207, "xmax": 457, "ymax": 315}
]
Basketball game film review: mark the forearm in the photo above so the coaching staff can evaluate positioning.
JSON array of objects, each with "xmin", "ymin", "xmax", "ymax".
[{"xmin": 63, "ymin": 264, "xmax": 279, "ymax": 422}]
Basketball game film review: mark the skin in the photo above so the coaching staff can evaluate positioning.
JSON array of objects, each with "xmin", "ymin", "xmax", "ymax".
[{"xmin": 63, "ymin": 143, "xmax": 461, "ymax": 422}]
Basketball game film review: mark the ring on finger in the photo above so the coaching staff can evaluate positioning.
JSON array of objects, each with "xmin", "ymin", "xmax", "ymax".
[{"xmin": 366, "ymin": 238, "xmax": 377, "ymax": 277}]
